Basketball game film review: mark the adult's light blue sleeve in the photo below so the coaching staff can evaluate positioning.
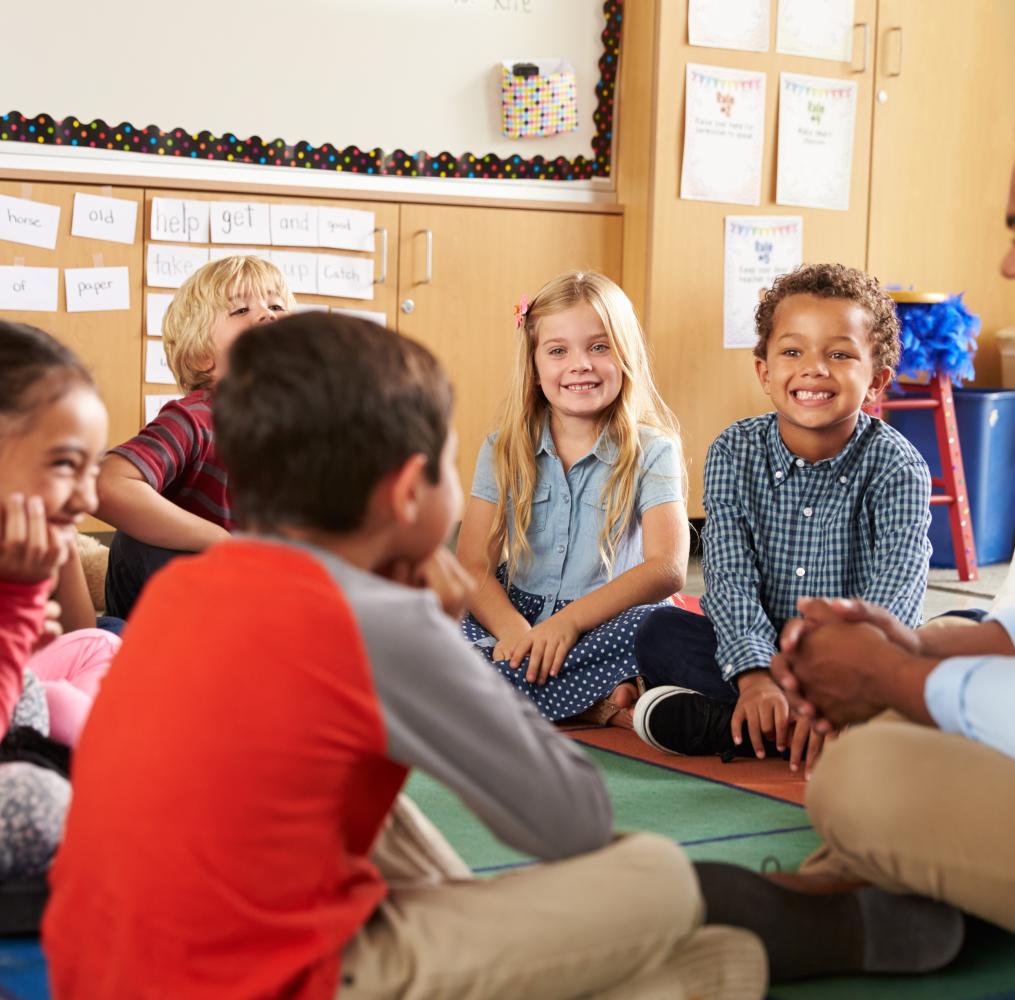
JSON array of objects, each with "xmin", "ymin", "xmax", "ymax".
[
  {"xmin": 924, "ymin": 606, "xmax": 1015, "ymax": 760},
  {"xmin": 636, "ymin": 434, "xmax": 684, "ymax": 516},
  {"xmin": 470, "ymin": 435, "xmax": 500, "ymax": 504}
]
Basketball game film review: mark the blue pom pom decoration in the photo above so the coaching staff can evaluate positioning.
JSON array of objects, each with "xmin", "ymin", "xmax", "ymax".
[{"xmin": 895, "ymin": 294, "xmax": 981, "ymax": 386}]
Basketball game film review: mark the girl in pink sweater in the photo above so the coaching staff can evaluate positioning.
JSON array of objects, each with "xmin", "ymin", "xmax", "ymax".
[{"xmin": 0, "ymin": 322, "xmax": 111, "ymax": 881}]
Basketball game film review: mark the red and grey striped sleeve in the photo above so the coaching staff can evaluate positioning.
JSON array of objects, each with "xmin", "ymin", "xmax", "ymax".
[{"xmin": 110, "ymin": 393, "xmax": 206, "ymax": 494}]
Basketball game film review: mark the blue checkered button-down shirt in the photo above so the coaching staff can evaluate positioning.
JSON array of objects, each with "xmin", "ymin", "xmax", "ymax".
[{"xmin": 700, "ymin": 412, "xmax": 931, "ymax": 682}]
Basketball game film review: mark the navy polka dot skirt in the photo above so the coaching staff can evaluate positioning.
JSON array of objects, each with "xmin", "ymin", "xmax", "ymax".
[{"xmin": 461, "ymin": 568, "xmax": 669, "ymax": 722}]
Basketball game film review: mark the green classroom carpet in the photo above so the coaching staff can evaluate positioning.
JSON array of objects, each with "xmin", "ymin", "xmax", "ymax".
[
  {"xmin": 405, "ymin": 738, "xmax": 1015, "ymax": 999},
  {"xmin": 1, "ymin": 736, "xmax": 1011, "ymax": 999}
]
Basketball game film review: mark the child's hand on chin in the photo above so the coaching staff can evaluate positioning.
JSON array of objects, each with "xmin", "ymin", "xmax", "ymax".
[
  {"xmin": 383, "ymin": 548, "xmax": 475, "ymax": 622},
  {"xmin": 0, "ymin": 493, "xmax": 69, "ymax": 585}
]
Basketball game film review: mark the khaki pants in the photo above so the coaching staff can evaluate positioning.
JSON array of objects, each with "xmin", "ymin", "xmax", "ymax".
[
  {"xmin": 341, "ymin": 796, "xmax": 766, "ymax": 1000},
  {"xmin": 803, "ymin": 714, "xmax": 1015, "ymax": 933}
]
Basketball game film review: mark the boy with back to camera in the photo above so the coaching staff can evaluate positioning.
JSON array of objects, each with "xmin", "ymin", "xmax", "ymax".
[
  {"xmin": 633, "ymin": 263, "xmax": 931, "ymax": 773},
  {"xmin": 44, "ymin": 312, "xmax": 766, "ymax": 1000},
  {"xmin": 96, "ymin": 255, "xmax": 294, "ymax": 618}
]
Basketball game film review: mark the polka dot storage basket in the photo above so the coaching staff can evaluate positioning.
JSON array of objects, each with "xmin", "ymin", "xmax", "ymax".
[{"xmin": 500, "ymin": 59, "xmax": 579, "ymax": 139}]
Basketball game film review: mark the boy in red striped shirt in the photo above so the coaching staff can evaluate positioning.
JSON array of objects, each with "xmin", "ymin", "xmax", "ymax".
[{"xmin": 96, "ymin": 256, "xmax": 294, "ymax": 618}]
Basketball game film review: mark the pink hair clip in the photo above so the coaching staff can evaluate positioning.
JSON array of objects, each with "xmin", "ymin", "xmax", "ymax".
[{"xmin": 514, "ymin": 294, "xmax": 530, "ymax": 330}]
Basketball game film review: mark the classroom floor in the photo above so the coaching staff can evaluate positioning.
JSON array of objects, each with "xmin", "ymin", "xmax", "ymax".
[
  {"xmin": 407, "ymin": 729, "xmax": 1015, "ymax": 1000},
  {"xmin": 2, "ymin": 557, "xmax": 1013, "ymax": 999}
]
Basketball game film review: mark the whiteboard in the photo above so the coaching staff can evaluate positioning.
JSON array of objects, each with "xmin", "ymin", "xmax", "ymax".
[{"xmin": 3, "ymin": 0, "xmax": 617, "ymax": 180}]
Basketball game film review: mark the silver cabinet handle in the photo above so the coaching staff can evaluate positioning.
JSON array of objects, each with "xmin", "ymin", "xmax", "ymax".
[
  {"xmin": 419, "ymin": 229, "xmax": 433, "ymax": 285},
  {"xmin": 373, "ymin": 227, "xmax": 388, "ymax": 285},
  {"xmin": 852, "ymin": 22, "xmax": 869, "ymax": 73},
  {"xmin": 886, "ymin": 26, "xmax": 903, "ymax": 77}
]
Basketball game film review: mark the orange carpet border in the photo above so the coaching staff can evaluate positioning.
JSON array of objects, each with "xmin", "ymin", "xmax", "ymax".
[{"xmin": 565, "ymin": 727, "xmax": 808, "ymax": 807}]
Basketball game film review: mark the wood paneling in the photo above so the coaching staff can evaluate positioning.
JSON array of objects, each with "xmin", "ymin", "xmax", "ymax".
[
  {"xmin": 866, "ymin": 0, "xmax": 1015, "ymax": 387},
  {"xmin": 396, "ymin": 204, "xmax": 623, "ymax": 490},
  {"xmin": 634, "ymin": 0, "xmax": 878, "ymax": 515},
  {"xmin": 0, "ymin": 180, "xmax": 144, "ymax": 531}
]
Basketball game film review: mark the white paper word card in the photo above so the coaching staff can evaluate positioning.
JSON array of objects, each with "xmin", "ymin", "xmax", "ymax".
[
  {"xmin": 210, "ymin": 202, "xmax": 271, "ymax": 245},
  {"xmin": 145, "ymin": 393, "xmax": 183, "ymax": 423},
  {"xmin": 724, "ymin": 216, "xmax": 803, "ymax": 348},
  {"xmin": 269, "ymin": 251, "xmax": 318, "ymax": 294},
  {"xmin": 65, "ymin": 266, "xmax": 130, "ymax": 313},
  {"xmin": 146, "ymin": 244, "xmax": 210, "ymax": 288},
  {"xmin": 292, "ymin": 303, "xmax": 330, "ymax": 314},
  {"xmin": 332, "ymin": 306, "xmax": 388, "ymax": 327},
  {"xmin": 317, "ymin": 254, "xmax": 375, "ymax": 300},
  {"xmin": 150, "ymin": 198, "xmax": 210, "ymax": 244},
  {"xmin": 318, "ymin": 207, "xmax": 376, "ymax": 252},
  {"xmin": 777, "ymin": 73, "xmax": 857, "ymax": 211},
  {"xmin": 689, "ymin": 0, "xmax": 770, "ymax": 53},
  {"xmin": 71, "ymin": 193, "xmax": 138, "ymax": 245},
  {"xmin": 146, "ymin": 292, "xmax": 174, "ymax": 337},
  {"xmin": 145, "ymin": 340, "xmax": 177, "ymax": 386},
  {"xmin": 681, "ymin": 65, "xmax": 766, "ymax": 206},
  {"xmin": 0, "ymin": 195, "xmax": 60, "ymax": 250},
  {"xmin": 207, "ymin": 246, "xmax": 273, "ymax": 263},
  {"xmin": 270, "ymin": 204, "xmax": 319, "ymax": 248},
  {"xmin": 0, "ymin": 265, "xmax": 59, "ymax": 311},
  {"xmin": 777, "ymin": 0, "xmax": 854, "ymax": 62}
]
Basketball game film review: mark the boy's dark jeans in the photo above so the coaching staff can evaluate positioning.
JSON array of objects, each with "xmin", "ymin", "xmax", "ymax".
[
  {"xmin": 634, "ymin": 605, "xmax": 739, "ymax": 703},
  {"xmin": 104, "ymin": 531, "xmax": 189, "ymax": 620}
]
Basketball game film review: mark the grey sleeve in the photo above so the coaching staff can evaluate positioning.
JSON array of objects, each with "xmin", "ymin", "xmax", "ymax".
[{"xmin": 362, "ymin": 593, "xmax": 614, "ymax": 861}]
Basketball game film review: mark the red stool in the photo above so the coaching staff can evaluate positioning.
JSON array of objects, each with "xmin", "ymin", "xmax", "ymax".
[{"xmin": 866, "ymin": 291, "xmax": 978, "ymax": 582}]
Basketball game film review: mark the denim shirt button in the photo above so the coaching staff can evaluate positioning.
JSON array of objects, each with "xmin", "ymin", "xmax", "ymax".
[{"xmin": 556, "ymin": 544, "xmax": 566, "ymax": 554}]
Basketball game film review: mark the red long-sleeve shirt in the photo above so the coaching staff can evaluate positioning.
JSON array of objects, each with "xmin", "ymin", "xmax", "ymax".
[{"xmin": 0, "ymin": 578, "xmax": 49, "ymax": 738}]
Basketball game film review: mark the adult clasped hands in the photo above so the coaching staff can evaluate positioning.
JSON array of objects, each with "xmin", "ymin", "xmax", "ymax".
[{"xmin": 771, "ymin": 596, "xmax": 938, "ymax": 738}]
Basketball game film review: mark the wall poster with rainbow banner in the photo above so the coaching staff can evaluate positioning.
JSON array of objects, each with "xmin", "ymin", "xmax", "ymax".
[
  {"xmin": 723, "ymin": 215, "xmax": 803, "ymax": 349},
  {"xmin": 681, "ymin": 64, "xmax": 767, "ymax": 206},
  {"xmin": 776, "ymin": 73, "xmax": 857, "ymax": 211}
]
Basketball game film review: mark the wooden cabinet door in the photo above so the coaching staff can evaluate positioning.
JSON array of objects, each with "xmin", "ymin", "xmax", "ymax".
[
  {"xmin": 866, "ymin": 0, "xmax": 1015, "ymax": 385},
  {"xmin": 0, "ymin": 180, "xmax": 144, "ymax": 531},
  {"xmin": 395, "ymin": 203, "xmax": 623, "ymax": 489},
  {"xmin": 646, "ymin": 0, "xmax": 878, "ymax": 516}
]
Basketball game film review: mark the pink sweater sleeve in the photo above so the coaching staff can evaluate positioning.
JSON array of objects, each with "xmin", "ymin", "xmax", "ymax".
[{"xmin": 0, "ymin": 579, "xmax": 49, "ymax": 738}]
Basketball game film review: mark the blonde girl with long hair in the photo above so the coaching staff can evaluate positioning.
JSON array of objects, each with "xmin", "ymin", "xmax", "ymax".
[{"xmin": 457, "ymin": 271, "xmax": 689, "ymax": 727}]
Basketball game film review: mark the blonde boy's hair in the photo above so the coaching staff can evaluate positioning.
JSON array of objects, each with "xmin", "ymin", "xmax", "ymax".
[
  {"xmin": 491, "ymin": 270, "xmax": 684, "ymax": 577},
  {"xmin": 162, "ymin": 256, "xmax": 296, "ymax": 392}
]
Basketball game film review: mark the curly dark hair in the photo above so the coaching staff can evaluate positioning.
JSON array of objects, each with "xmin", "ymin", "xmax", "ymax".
[{"xmin": 753, "ymin": 263, "xmax": 901, "ymax": 371}]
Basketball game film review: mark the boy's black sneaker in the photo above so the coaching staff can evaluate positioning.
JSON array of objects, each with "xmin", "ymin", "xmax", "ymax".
[{"xmin": 633, "ymin": 685, "xmax": 782, "ymax": 759}]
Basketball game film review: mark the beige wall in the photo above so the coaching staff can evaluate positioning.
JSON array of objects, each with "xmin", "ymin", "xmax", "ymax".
[{"xmin": 618, "ymin": 0, "xmax": 1015, "ymax": 515}]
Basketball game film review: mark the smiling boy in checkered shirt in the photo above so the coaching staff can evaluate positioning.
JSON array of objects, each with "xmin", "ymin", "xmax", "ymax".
[{"xmin": 632, "ymin": 263, "xmax": 931, "ymax": 772}]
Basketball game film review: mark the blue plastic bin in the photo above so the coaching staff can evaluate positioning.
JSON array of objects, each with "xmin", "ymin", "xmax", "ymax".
[{"xmin": 887, "ymin": 388, "xmax": 1015, "ymax": 567}]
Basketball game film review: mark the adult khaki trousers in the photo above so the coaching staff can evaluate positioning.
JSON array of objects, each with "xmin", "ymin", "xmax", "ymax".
[
  {"xmin": 803, "ymin": 714, "xmax": 1015, "ymax": 933},
  {"xmin": 340, "ymin": 796, "xmax": 766, "ymax": 1000}
]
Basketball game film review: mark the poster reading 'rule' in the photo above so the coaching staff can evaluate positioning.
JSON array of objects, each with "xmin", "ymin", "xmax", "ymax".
[{"xmin": 681, "ymin": 64, "xmax": 767, "ymax": 207}]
